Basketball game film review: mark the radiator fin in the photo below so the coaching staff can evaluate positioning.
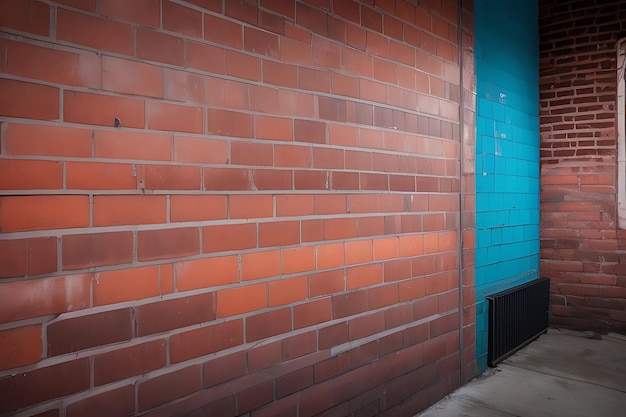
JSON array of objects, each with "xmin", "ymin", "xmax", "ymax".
[{"xmin": 487, "ymin": 277, "xmax": 550, "ymax": 366}]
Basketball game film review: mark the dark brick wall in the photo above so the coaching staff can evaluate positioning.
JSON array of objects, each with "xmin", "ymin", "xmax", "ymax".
[{"xmin": 540, "ymin": 0, "xmax": 626, "ymax": 333}]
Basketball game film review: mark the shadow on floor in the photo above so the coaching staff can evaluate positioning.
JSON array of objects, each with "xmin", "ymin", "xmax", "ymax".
[{"xmin": 418, "ymin": 328, "xmax": 626, "ymax": 417}]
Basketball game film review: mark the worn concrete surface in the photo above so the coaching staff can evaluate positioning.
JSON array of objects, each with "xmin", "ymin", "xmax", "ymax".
[{"xmin": 418, "ymin": 328, "xmax": 626, "ymax": 417}]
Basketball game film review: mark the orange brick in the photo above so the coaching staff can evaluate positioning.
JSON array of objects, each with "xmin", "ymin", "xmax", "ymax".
[
  {"xmin": 95, "ymin": 130, "xmax": 172, "ymax": 161},
  {"xmin": 259, "ymin": 221, "xmax": 300, "ymax": 247},
  {"xmin": 93, "ymin": 195, "xmax": 166, "ymax": 226},
  {"xmin": 314, "ymin": 194, "xmax": 346, "ymax": 215},
  {"xmin": 241, "ymin": 250, "xmax": 281, "ymax": 280},
  {"xmin": 94, "ymin": 266, "xmax": 160, "ymax": 306},
  {"xmin": 143, "ymin": 165, "xmax": 201, "ymax": 190},
  {"xmin": 203, "ymin": 223, "xmax": 257, "ymax": 253},
  {"xmin": 137, "ymin": 228, "xmax": 200, "ymax": 261},
  {"xmin": 263, "ymin": 60, "xmax": 298, "ymax": 88},
  {"xmin": 164, "ymin": 68, "xmax": 205, "ymax": 103},
  {"xmin": 269, "ymin": 276, "xmax": 308, "ymax": 307},
  {"xmin": 255, "ymin": 115, "xmax": 294, "ymax": 141},
  {"xmin": 170, "ymin": 195, "xmax": 227, "ymax": 222},
  {"xmin": 102, "ymin": 56, "xmax": 163, "ymax": 98},
  {"xmin": 276, "ymin": 195, "xmax": 314, "ymax": 217},
  {"xmin": 146, "ymin": 102, "xmax": 203, "ymax": 134},
  {"xmin": 0, "ymin": 195, "xmax": 88, "ymax": 232},
  {"xmin": 231, "ymin": 141, "xmax": 274, "ymax": 166},
  {"xmin": 0, "ymin": 159, "xmax": 62, "ymax": 190},
  {"xmin": 399, "ymin": 234, "xmax": 424, "ymax": 257},
  {"xmin": 282, "ymin": 246, "xmax": 315, "ymax": 274},
  {"xmin": 244, "ymin": 26, "xmax": 279, "ymax": 58},
  {"xmin": 216, "ymin": 283, "xmax": 267, "ymax": 317},
  {"xmin": 186, "ymin": 41, "xmax": 226, "ymax": 74},
  {"xmin": 3, "ymin": 123, "xmax": 91, "ymax": 158},
  {"xmin": 175, "ymin": 255, "xmax": 239, "ymax": 292},
  {"xmin": 136, "ymin": 28, "xmax": 185, "ymax": 66},
  {"xmin": 66, "ymin": 162, "xmax": 136, "ymax": 190},
  {"xmin": 324, "ymin": 218, "xmax": 357, "ymax": 240},
  {"xmin": 160, "ymin": 264, "xmax": 174, "ymax": 295},
  {"xmin": 309, "ymin": 269, "xmax": 344, "ymax": 297},
  {"xmin": 230, "ymin": 195, "xmax": 273, "ymax": 219},
  {"xmin": 0, "ymin": 38, "xmax": 100, "ymax": 88},
  {"xmin": 64, "ymin": 91, "xmax": 144, "ymax": 128},
  {"xmin": 345, "ymin": 240, "xmax": 373, "ymax": 265},
  {"xmin": 57, "ymin": 8, "xmax": 133, "ymax": 55},
  {"xmin": 423, "ymin": 233, "xmax": 440, "ymax": 254},
  {"xmin": 274, "ymin": 144, "xmax": 311, "ymax": 168},
  {"xmin": 207, "ymin": 109, "xmax": 253, "ymax": 138},
  {"xmin": 0, "ymin": 325, "xmax": 42, "ymax": 371},
  {"xmin": 373, "ymin": 237, "xmax": 399, "ymax": 261},
  {"xmin": 162, "ymin": 0, "xmax": 202, "ymax": 38},
  {"xmin": 346, "ymin": 264, "xmax": 382, "ymax": 290},
  {"xmin": 317, "ymin": 243, "xmax": 345, "ymax": 270},
  {"xmin": 174, "ymin": 136, "xmax": 228, "ymax": 164},
  {"xmin": 0, "ymin": 79, "xmax": 59, "ymax": 121}
]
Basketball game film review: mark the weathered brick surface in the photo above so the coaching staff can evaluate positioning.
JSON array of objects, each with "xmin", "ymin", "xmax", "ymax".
[
  {"xmin": 0, "ymin": 0, "xmax": 476, "ymax": 415},
  {"xmin": 540, "ymin": 0, "xmax": 626, "ymax": 333}
]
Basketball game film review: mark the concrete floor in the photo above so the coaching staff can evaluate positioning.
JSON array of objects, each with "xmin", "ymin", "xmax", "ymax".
[{"xmin": 419, "ymin": 328, "xmax": 626, "ymax": 417}]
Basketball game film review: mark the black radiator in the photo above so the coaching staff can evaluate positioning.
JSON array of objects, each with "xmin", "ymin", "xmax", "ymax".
[{"xmin": 487, "ymin": 277, "xmax": 550, "ymax": 366}]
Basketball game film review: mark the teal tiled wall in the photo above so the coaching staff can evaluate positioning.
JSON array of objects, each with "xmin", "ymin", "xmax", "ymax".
[{"xmin": 474, "ymin": 0, "xmax": 540, "ymax": 371}]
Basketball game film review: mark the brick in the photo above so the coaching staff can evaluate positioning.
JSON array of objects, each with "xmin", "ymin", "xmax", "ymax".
[
  {"xmin": 0, "ymin": 274, "xmax": 91, "ymax": 323},
  {"xmin": 0, "ymin": 160, "xmax": 61, "ymax": 191},
  {"xmin": 64, "ymin": 91, "xmax": 144, "ymax": 128},
  {"xmin": 1, "ymin": 38, "xmax": 100, "ymax": 88},
  {"xmin": 0, "ymin": 0, "xmax": 49, "ymax": 36},
  {"xmin": 227, "ymin": 50, "xmax": 261, "ymax": 81},
  {"xmin": 294, "ymin": 170, "xmax": 328, "ymax": 190},
  {"xmin": 163, "ymin": 68, "xmax": 204, "ymax": 103},
  {"xmin": 278, "ymin": 367, "xmax": 314, "ymax": 398},
  {"xmin": 95, "ymin": 130, "xmax": 172, "ymax": 161},
  {"xmin": 208, "ymin": 109, "xmax": 254, "ymax": 138},
  {"xmin": 0, "ymin": 79, "xmax": 58, "ymax": 120},
  {"xmin": 298, "ymin": 67, "xmax": 330, "ymax": 93},
  {"xmin": 203, "ymin": 13, "xmax": 242, "ymax": 49},
  {"xmin": 231, "ymin": 141, "xmax": 274, "ymax": 166},
  {"xmin": 269, "ymin": 276, "xmax": 308, "ymax": 306},
  {"xmin": 237, "ymin": 381, "xmax": 275, "ymax": 414},
  {"xmin": 186, "ymin": 41, "xmax": 226, "ymax": 74},
  {"xmin": 246, "ymin": 308, "xmax": 292, "ymax": 342},
  {"xmin": 259, "ymin": 221, "xmax": 300, "ymax": 247},
  {"xmin": 57, "ymin": 9, "xmax": 133, "ymax": 55},
  {"xmin": 174, "ymin": 136, "xmax": 228, "ymax": 164},
  {"xmin": 144, "ymin": 165, "xmax": 201, "ymax": 190},
  {"xmin": 253, "ymin": 168, "xmax": 294, "ymax": 190},
  {"xmin": 102, "ymin": 56, "xmax": 163, "ymax": 98},
  {"xmin": 93, "ymin": 266, "xmax": 158, "ymax": 307},
  {"xmin": 66, "ymin": 384, "xmax": 134, "ymax": 417},
  {"xmin": 202, "ymin": 350, "xmax": 247, "ymax": 388},
  {"xmin": 174, "ymin": 255, "xmax": 239, "ymax": 292},
  {"xmin": 47, "ymin": 308, "xmax": 132, "ymax": 356},
  {"xmin": 146, "ymin": 101, "xmax": 203, "ymax": 133},
  {"xmin": 94, "ymin": 339, "xmax": 166, "ymax": 385},
  {"xmin": 0, "ymin": 196, "xmax": 89, "ymax": 233},
  {"xmin": 93, "ymin": 195, "xmax": 165, "ymax": 227},
  {"xmin": 282, "ymin": 330, "xmax": 317, "ymax": 361},
  {"xmin": 282, "ymin": 246, "xmax": 316, "ymax": 274},
  {"xmin": 263, "ymin": 60, "xmax": 298, "ymax": 88},
  {"xmin": 276, "ymin": 194, "xmax": 314, "ymax": 216},
  {"xmin": 345, "ymin": 240, "xmax": 373, "ymax": 265},
  {"xmin": 316, "ymin": 242, "xmax": 345, "ymax": 270},
  {"xmin": 308, "ymin": 270, "xmax": 343, "ymax": 298},
  {"xmin": 248, "ymin": 341, "xmax": 282, "ymax": 371},
  {"xmin": 203, "ymin": 223, "xmax": 257, "ymax": 252},
  {"xmin": 294, "ymin": 298, "xmax": 332, "ymax": 329},
  {"xmin": 333, "ymin": 290, "xmax": 369, "ymax": 318},
  {"xmin": 256, "ymin": 115, "xmax": 294, "ymax": 141},
  {"xmin": 241, "ymin": 249, "xmax": 281, "ymax": 282},
  {"xmin": 325, "ymin": 218, "xmax": 358, "ymax": 240},
  {"xmin": 0, "ymin": 359, "xmax": 89, "ymax": 414},
  {"xmin": 137, "ymin": 28, "xmax": 185, "ymax": 66},
  {"xmin": 100, "ymin": 0, "xmax": 159, "ymax": 26},
  {"xmin": 274, "ymin": 144, "xmax": 311, "ymax": 168},
  {"xmin": 368, "ymin": 283, "xmax": 399, "ymax": 310},
  {"xmin": 0, "ymin": 325, "xmax": 42, "ymax": 371},
  {"xmin": 318, "ymin": 322, "xmax": 349, "ymax": 350},
  {"xmin": 349, "ymin": 311, "xmax": 385, "ymax": 340},
  {"xmin": 170, "ymin": 195, "xmax": 227, "ymax": 222},
  {"xmin": 62, "ymin": 232, "xmax": 132, "ymax": 270},
  {"xmin": 0, "ymin": 237, "xmax": 57, "ymax": 278},
  {"xmin": 3, "ymin": 123, "xmax": 90, "ymax": 158},
  {"xmin": 244, "ymin": 26, "xmax": 279, "ymax": 58},
  {"xmin": 137, "ymin": 228, "xmax": 199, "ymax": 261},
  {"xmin": 347, "ymin": 263, "xmax": 382, "ymax": 290},
  {"xmin": 261, "ymin": 0, "xmax": 295, "ymax": 19},
  {"xmin": 138, "ymin": 365, "xmax": 202, "ymax": 411},
  {"xmin": 170, "ymin": 319, "xmax": 243, "ymax": 363},
  {"xmin": 217, "ymin": 283, "xmax": 267, "ymax": 317},
  {"xmin": 163, "ymin": 0, "xmax": 202, "ymax": 38},
  {"xmin": 229, "ymin": 195, "xmax": 272, "ymax": 219},
  {"xmin": 65, "ymin": 162, "xmax": 135, "ymax": 190}
]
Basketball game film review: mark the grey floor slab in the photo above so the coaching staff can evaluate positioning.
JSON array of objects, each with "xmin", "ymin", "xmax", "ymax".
[{"xmin": 418, "ymin": 329, "xmax": 626, "ymax": 417}]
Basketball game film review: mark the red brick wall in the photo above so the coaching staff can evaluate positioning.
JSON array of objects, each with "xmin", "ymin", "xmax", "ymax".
[
  {"xmin": 540, "ymin": 0, "xmax": 626, "ymax": 333},
  {"xmin": 0, "ymin": 1, "xmax": 475, "ymax": 415}
]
